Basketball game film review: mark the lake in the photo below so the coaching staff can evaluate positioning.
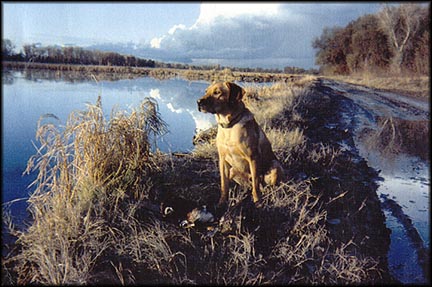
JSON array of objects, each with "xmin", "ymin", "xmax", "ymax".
[{"xmin": 2, "ymin": 70, "xmax": 216, "ymax": 225}]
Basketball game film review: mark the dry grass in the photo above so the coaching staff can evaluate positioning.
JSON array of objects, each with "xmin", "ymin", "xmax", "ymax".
[
  {"xmin": 3, "ymin": 75, "xmax": 385, "ymax": 285},
  {"xmin": 3, "ymin": 96, "xmax": 166, "ymax": 284},
  {"xmin": 4, "ymin": 61, "xmax": 314, "ymax": 84},
  {"xmin": 327, "ymin": 74, "xmax": 430, "ymax": 98}
]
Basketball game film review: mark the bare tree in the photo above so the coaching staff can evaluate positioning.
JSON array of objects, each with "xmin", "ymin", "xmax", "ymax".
[
  {"xmin": 2, "ymin": 39, "xmax": 15, "ymax": 57},
  {"xmin": 378, "ymin": 3, "xmax": 422, "ymax": 74}
]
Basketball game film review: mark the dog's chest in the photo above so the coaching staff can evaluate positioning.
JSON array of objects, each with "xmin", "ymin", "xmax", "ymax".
[
  {"xmin": 216, "ymin": 122, "xmax": 259, "ymax": 165},
  {"xmin": 217, "ymin": 124, "xmax": 248, "ymax": 150}
]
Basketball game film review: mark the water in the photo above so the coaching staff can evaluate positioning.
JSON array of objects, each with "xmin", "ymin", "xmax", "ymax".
[
  {"xmin": 355, "ymin": 113, "xmax": 430, "ymax": 284},
  {"xmin": 324, "ymin": 79, "xmax": 430, "ymax": 284},
  {"xmin": 358, "ymin": 144, "xmax": 430, "ymax": 284},
  {"xmin": 2, "ymin": 70, "xmax": 216, "ymax": 227}
]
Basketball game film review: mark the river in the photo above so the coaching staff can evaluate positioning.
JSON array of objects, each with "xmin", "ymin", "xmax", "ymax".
[{"xmin": 2, "ymin": 69, "xmax": 216, "ymax": 228}]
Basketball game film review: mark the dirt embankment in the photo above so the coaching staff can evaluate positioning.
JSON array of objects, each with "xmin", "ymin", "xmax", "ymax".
[
  {"xmin": 279, "ymin": 79, "xmax": 394, "ymax": 279},
  {"xmin": 155, "ymin": 79, "xmax": 396, "ymax": 283},
  {"xmin": 318, "ymin": 78, "xmax": 430, "ymax": 283},
  {"xmin": 3, "ymin": 61, "xmax": 306, "ymax": 83}
]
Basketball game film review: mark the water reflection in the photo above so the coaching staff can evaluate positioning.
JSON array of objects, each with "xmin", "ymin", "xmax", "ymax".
[
  {"xmin": 357, "ymin": 115, "xmax": 430, "ymax": 284},
  {"xmin": 148, "ymin": 87, "xmax": 214, "ymax": 132},
  {"xmin": 2, "ymin": 69, "xmax": 15, "ymax": 85},
  {"xmin": 360, "ymin": 116, "xmax": 429, "ymax": 163},
  {"xmin": 3, "ymin": 66, "xmax": 145, "ymax": 84},
  {"xmin": 2, "ymin": 70, "xmax": 215, "ymax": 225}
]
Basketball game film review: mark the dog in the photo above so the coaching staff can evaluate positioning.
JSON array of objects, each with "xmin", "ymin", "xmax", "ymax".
[{"xmin": 197, "ymin": 81, "xmax": 284, "ymax": 207}]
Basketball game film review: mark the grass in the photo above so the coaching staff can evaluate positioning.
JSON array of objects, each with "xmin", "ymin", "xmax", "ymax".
[
  {"xmin": 4, "ymin": 60, "xmax": 313, "ymax": 83},
  {"xmin": 326, "ymin": 73, "xmax": 430, "ymax": 98},
  {"xmin": 2, "ymin": 76, "xmax": 388, "ymax": 285}
]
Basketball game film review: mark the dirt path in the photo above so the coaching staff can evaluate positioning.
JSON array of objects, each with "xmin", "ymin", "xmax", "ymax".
[
  {"xmin": 322, "ymin": 79, "xmax": 429, "ymax": 120},
  {"xmin": 317, "ymin": 78, "xmax": 430, "ymax": 284}
]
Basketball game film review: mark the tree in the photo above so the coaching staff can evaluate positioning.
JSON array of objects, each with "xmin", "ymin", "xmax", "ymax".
[
  {"xmin": 378, "ymin": 3, "xmax": 423, "ymax": 74},
  {"xmin": 313, "ymin": 3, "xmax": 429, "ymax": 76},
  {"xmin": 2, "ymin": 39, "xmax": 15, "ymax": 57},
  {"xmin": 346, "ymin": 14, "xmax": 392, "ymax": 73},
  {"xmin": 313, "ymin": 26, "xmax": 352, "ymax": 74},
  {"xmin": 23, "ymin": 44, "xmax": 37, "ymax": 60},
  {"xmin": 413, "ymin": 30, "xmax": 430, "ymax": 75}
]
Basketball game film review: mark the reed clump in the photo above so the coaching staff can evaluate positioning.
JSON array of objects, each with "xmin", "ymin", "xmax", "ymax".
[
  {"xmin": 4, "ymin": 96, "xmax": 167, "ymax": 284},
  {"xmin": 3, "ymin": 75, "xmax": 386, "ymax": 285}
]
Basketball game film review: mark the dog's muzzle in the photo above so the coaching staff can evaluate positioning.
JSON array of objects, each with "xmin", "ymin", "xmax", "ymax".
[{"xmin": 197, "ymin": 98, "xmax": 210, "ymax": 113}]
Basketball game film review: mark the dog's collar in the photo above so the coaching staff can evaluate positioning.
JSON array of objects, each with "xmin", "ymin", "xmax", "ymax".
[{"xmin": 218, "ymin": 110, "xmax": 246, "ymax": 129}]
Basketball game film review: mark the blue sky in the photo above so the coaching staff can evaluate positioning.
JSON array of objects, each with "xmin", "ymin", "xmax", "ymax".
[
  {"xmin": 3, "ymin": 3, "xmax": 199, "ymax": 45},
  {"xmin": 2, "ymin": 2, "xmax": 387, "ymax": 69}
]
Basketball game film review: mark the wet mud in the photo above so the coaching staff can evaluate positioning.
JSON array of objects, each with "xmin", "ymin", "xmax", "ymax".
[
  {"xmin": 318, "ymin": 78, "xmax": 430, "ymax": 284},
  {"xmin": 286, "ymin": 80, "xmax": 393, "ymax": 279}
]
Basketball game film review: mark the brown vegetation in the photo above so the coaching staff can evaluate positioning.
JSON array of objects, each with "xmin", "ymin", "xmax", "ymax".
[
  {"xmin": 3, "ymin": 60, "xmax": 309, "ymax": 83},
  {"xmin": 2, "ymin": 76, "xmax": 392, "ymax": 285},
  {"xmin": 313, "ymin": 3, "xmax": 429, "ymax": 76},
  {"xmin": 325, "ymin": 74, "xmax": 430, "ymax": 98}
]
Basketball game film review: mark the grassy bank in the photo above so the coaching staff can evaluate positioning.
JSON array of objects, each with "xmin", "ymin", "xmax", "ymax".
[
  {"xmin": 325, "ymin": 74, "xmax": 430, "ymax": 98},
  {"xmin": 3, "ymin": 61, "xmax": 305, "ymax": 83},
  {"xmin": 2, "ymin": 76, "xmax": 391, "ymax": 284}
]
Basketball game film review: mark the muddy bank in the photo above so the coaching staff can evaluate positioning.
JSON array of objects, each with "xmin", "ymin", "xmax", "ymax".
[
  {"xmin": 277, "ymin": 79, "xmax": 394, "ymax": 280},
  {"xmin": 175, "ymin": 79, "xmax": 396, "ymax": 282},
  {"xmin": 317, "ymin": 79, "xmax": 430, "ymax": 283}
]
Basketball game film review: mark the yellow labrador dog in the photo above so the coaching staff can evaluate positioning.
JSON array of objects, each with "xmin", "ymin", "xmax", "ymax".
[{"xmin": 197, "ymin": 82, "xmax": 284, "ymax": 206}]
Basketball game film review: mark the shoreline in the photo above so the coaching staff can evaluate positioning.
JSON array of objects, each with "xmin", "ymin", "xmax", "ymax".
[
  {"xmin": 2, "ymin": 61, "xmax": 306, "ymax": 83},
  {"xmin": 3, "ymin": 61, "xmax": 428, "ymax": 98}
]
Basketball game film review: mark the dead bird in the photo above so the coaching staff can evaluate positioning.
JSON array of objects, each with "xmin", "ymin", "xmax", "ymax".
[
  {"xmin": 160, "ymin": 197, "xmax": 216, "ymax": 229},
  {"xmin": 180, "ymin": 205, "xmax": 215, "ymax": 229},
  {"xmin": 160, "ymin": 197, "xmax": 196, "ymax": 221}
]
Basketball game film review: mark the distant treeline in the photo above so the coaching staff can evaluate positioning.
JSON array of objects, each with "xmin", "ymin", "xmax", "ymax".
[
  {"xmin": 313, "ymin": 3, "xmax": 429, "ymax": 75},
  {"xmin": 2, "ymin": 40, "xmax": 317, "ymax": 75},
  {"xmin": 2, "ymin": 41, "xmax": 157, "ymax": 68}
]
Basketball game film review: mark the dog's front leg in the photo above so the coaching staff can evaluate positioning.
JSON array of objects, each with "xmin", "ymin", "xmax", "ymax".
[
  {"xmin": 218, "ymin": 154, "xmax": 230, "ymax": 206},
  {"xmin": 248, "ymin": 157, "xmax": 262, "ymax": 205}
]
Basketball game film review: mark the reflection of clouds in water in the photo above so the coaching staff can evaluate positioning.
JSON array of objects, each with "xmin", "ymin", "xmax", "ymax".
[
  {"xmin": 149, "ymin": 87, "xmax": 214, "ymax": 131},
  {"xmin": 167, "ymin": 102, "xmax": 184, "ymax": 114},
  {"xmin": 189, "ymin": 110, "xmax": 214, "ymax": 131},
  {"xmin": 149, "ymin": 88, "xmax": 162, "ymax": 100}
]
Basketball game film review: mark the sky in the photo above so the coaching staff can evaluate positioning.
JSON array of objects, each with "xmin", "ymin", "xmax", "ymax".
[{"xmin": 2, "ymin": 2, "xmax": 388, "ymax": 69}]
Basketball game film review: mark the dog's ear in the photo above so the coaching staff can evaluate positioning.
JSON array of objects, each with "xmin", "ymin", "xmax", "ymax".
[{"xmin": 225, "ymin": 82, "xmax": 245, "ymax": 103}]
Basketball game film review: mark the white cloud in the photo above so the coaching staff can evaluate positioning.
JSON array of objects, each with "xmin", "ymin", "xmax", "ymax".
[
  {"xmin": 168, "ymin": 24, "xmax": 186, "ymax": 35},
  {"xmin": 194, "ymin": 3, "xmax": 280, "ymax": 25},
  {"xmin": 151, "ymin": 24, "xmax": 187, "ymax": 48},
  {"xmin": 150, "ymin": 36, "xmax": 163, "ymax": 48},
  {"xmin": 144, "ymin": 3, "xmax": 382, "ymax": 69}
]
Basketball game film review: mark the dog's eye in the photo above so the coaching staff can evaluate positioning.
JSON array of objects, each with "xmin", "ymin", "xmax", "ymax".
[{"xmin": 214, "ymin": 90, "xmax": 223, "ymax": 98}]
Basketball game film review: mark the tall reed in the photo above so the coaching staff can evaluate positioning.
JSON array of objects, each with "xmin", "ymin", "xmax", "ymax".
[{"xmin": 6, "ymin": 96, "xmax": 166, "ymax": 284}]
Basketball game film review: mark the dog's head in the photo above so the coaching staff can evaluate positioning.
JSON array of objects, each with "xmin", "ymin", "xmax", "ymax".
[{"xmin": 197, "ymin": 82, "xmax": 245, "ymax": 114}]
